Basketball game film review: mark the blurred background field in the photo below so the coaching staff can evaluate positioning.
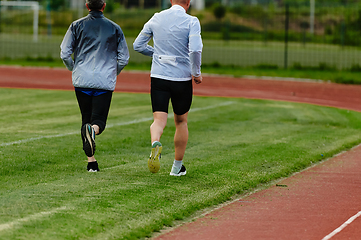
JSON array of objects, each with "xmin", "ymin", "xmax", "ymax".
[{"xmin": 2, "ymin": 0, "xmax": 361, "ymax": 83}]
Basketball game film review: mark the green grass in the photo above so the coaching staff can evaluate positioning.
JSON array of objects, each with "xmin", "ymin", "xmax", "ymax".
[
  {"xmin": 2, "ymin": 34, "xmax": 361, "ymax": 70},
  {"xmin": 3, "ymin": 33, "xmax": 361, "ymax": 84},
  {"xmin": 1, "ymin": 88, "xmax": 361, "ymax": 239}
]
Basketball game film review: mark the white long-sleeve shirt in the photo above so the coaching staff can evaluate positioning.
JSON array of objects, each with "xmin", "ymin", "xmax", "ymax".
[{"xmin": 133, "ymin": 5, "xmax": 203, "ymax": 81}]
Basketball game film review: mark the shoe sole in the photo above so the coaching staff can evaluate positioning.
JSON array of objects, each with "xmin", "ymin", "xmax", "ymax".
[
  {"xmin": 148, "ymin": 143, "xmax": 162, "ymax": 173},
  {"xmin": 170, "ymin": 170, "xmax": 187, "ymax": 176},
  {"xmin": 82, "ymin": 124, "xmax": 95, "ymax": 157}
]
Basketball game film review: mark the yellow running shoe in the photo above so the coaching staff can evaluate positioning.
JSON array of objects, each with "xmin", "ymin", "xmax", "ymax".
[{"xmin": 148, "ymin": 141, "xmax": 162, "ymax": 173}]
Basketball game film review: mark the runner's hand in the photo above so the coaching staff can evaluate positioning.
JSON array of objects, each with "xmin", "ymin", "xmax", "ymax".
[{"xmin": 193, "ymin": 75, "xmax": 202, "ymax": 84}]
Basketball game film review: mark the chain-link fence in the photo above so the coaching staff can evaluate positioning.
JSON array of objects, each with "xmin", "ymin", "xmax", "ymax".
[{"xmin": 1, "ymin": 0, "xmax": 361, "ymax": 70}]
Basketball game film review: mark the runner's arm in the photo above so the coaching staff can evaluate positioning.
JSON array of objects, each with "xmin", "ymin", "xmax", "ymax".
[
  {"xmin": 133, "ymin": 20, "xmax": 154, "ymax": 57},
  {"xmin": 60, "ymin": 26, "xmax": 75, "ymax": 71},
  {"xmin": 189, "ymin": 17, "xmax": 203, "ymax": 82},
  {"xmin": 117, "ymin": 32, "xmax": 130, "ymax": 75}
]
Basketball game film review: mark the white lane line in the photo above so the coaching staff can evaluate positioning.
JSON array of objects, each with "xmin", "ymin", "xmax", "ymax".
[
  {"xmin": 0, "ymin": 101, "xmax": 235, "ymax": 231},
  {"xmin": 0, "ymin": 101, "xmax": 234, "ymax": 147},
  {"xmin": 0, "ymin": 132, "xmax": 77, "ymax": 147},
  {"xmin": 0, "ymin": 206, "xmax": 68, "ymax": 232},
  {"xmin": 190, "ymin": 101, "xmax": 234, "ymax": 112},
  {"xmin": 322, "ymin": 211, "xmax": 361, "ymax": 240},
  {"xmin": 103, "ymin": 101, "xmax": 235, "ymax": 171}
]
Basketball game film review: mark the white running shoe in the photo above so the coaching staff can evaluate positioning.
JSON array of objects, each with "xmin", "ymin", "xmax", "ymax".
[{"xmin": 170, "ymin": 165, "xmax": 187, "ymax": 176}]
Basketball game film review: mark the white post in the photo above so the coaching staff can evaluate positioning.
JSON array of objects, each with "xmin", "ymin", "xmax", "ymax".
[
  {"xmin": 310, "ymin": 0, "xmax": 315, "ymax": 35},
  {"xmin": 78, "ymin": 0, "xmax": 83, "ymax": 18},
  {"xmin": 191, "ymin": 0, "xmax": 205, "ymax": 10},
  {"xmin": 0, "ymin": 1, "xmax": 39, "ymax": 42},
  {"xmin": 2, "ymin": 0, "xmax": 6, "ymax": 10},
  {"xmin": 32, "ymin": 2, "xmax": 39, "ymax": 42}
]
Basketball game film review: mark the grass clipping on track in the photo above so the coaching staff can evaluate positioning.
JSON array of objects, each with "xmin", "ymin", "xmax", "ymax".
[{"xmin": 1, "ymin": 88, "xmax": 361, "ymax": 239}]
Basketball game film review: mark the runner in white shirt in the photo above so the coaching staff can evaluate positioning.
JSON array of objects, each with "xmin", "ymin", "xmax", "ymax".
[{"xmin": 133, "ymin": 0, "xmax": 203, "ymax": 176}]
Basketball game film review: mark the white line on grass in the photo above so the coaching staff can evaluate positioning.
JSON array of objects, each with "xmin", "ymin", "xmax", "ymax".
[
  {"xmin": 190, "ymin": 101, "xmax": 234, "ymax": 112},
  {"xmin": 322, "ymin": 211, "xmax": 361, "ymax": 240},
  {"xmin": 102, "ymin": 101, "xmax": 235, "ymax": 171},
  {"xmin": 0, "ymin": 101, "xmax": 234, "ymax": 147},
  {"xmin": 0, "ymin": 132, "xmax": 78, "ymax": 147},
  {"xmin": 0, "ymin": 206, "xmax": 68, "ymax": 232},
  {"xmin": 0, "ymin": 101, "xmax": 234, "ymax": 231}
]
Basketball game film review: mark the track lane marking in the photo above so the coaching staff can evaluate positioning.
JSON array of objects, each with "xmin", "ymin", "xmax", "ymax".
[
  {"xmin": 322, "ymin": 211, "xmax": 361, "ymax": 240},
  {"xmin": 0, "ymin": 101, "xmax": 235, "ymax": 232},
  {"xmin": 1, "ymin": 101, "xmax": 234, "ymax": 147},
  {"xmin": 0, "ymin": 206, "xmax": 68, "ymax": 232}
]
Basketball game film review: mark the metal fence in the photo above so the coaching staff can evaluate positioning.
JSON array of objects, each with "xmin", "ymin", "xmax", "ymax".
[{"xmin": 1, "ymin": 1, "xmax": 361, "ymax": 70}]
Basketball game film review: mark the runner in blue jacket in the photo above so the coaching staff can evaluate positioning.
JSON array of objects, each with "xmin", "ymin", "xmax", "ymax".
[{"xmin": 60, "ymin": 0, "xmax": 129, "ymax": 172}]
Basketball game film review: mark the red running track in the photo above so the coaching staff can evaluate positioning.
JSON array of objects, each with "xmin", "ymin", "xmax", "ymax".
[{"xmin": 1, "ymin": 66, "xmax": 361, "ymax": 240}]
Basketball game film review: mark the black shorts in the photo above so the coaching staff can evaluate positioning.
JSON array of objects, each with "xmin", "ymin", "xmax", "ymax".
[
  {"xmin": 151, "ymin": 77, "xmax": 193, "ymax": 115},
  {"xmin": 75, "ymin": 90, "xmax": 113, "ymax": 135}
]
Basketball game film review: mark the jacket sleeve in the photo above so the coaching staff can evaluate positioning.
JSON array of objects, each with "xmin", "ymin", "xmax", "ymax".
[
  {"xmin": 133, "ymin": 18, "xmax": 154, "ymax": 57},
  {"xmin": 189, "ymin": 17, "xmax": 203, "ymax": 77},
  {"xmin": 117, "ymin": 31, "xmax": 130, "ymax": 75},
  {"xmin": 60, "ymin": 25, "xmax": 75, "ymax": 71}
]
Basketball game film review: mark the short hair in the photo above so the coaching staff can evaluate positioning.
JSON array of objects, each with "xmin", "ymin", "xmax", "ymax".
[
  {"xmin": 86, "ymin": 0, "xmax": 105, "ymax": 11},
  {"xmin": 173, "ymin": 0, "xmax": 188, "ymax": 5}
]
